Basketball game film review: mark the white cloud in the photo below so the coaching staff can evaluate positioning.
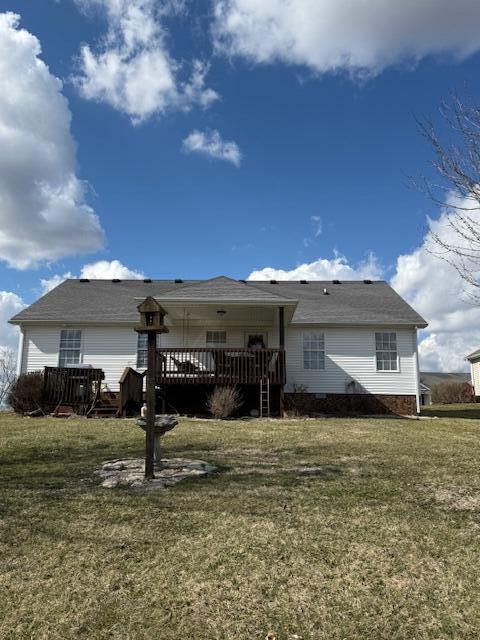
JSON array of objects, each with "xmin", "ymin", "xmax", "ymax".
[
  {"xmin": 40, "ymin": 259, "xmax": 145, "ymax": 294},
  {"xmin": 0, "ymin": 13, "xmax": 105, "ymax": 270},
  {"xmin": 213, "ymin": 0, "xmax": 480, "ymax": 77},
  {"xmin": 303, "ymin": 215, "xmax": 322, "ymax": 247},
  {"xmin": 75, "ymin": 0, "xmax": 218, "ymax": 123},
  {"xmin": 391, "ymin": 194, "xmax": 480, "ymax": 373},
  {"xmin": 0, "ymin": 291, "xmax": 25, "ymax": 352},
  {"xmin": 182, "ymin": 129, "xmax": 242, "ymax": 166},
  {"xmin": 248, "ymin": 251, "xmax": 383, "ymax": 281}
]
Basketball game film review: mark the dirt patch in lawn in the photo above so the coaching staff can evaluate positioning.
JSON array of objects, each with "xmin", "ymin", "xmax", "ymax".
[{"xmin": 421, "ymin": 484, "xmax": 480, "ymax": 511}]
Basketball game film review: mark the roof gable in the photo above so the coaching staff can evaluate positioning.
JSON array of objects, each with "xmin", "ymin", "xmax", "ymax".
[{"xmin": 155, "ymin": 276, "xmax": 293, "ymax": 302}]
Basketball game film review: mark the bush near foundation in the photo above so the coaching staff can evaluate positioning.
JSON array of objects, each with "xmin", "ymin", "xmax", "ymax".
[
  {"xmin": 8, "ymin": 371, "xmax": 44, "ymax": 414},
  {"xmin": 207, "ymin": 386, "xmax": 243, "ymax": 419}
]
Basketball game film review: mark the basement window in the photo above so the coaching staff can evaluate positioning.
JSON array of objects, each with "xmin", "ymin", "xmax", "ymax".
[
  {"xmin": 303, "ymin": 332, "xmax": 325, "ymax": 370},
  {"xmin": 375, "ymin": 332, "xmax": 398, "ymax": 371},
  {"xmin": 59, "ymin": 329, "xmax": 81, "ymax": 367}
]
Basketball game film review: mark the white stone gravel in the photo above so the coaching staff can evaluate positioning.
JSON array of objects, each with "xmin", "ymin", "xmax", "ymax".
[{"xmin": 94, "ymin": 458, "xmax": 216, "ymax": 490}]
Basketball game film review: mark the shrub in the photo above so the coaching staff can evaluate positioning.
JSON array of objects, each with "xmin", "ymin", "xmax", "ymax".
[
  {"xmin": 207, "ymin": 386, "xmax": 243, "ymax": 419},
  {"xmin": 431, "ymin": 381, "xmax": 473, "ymax": 404},
  {"xmin": 8, "ymin": 371, "xmax": 44, "ymax": 414}
]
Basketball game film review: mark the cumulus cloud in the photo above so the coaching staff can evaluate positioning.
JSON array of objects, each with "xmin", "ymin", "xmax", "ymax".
[
  {"xmin": 0, "ymin": 291, "xmax": 25, "ymax": 352},
  {"xmin": 0, "ymin": 12, "xmax": 105, "ymax": 270},
  {"xmin": 392, "ymin": 194, "xmax": 480, "ymax": 372},
  {"xmin": 75, "ymin": 0, "xmax": 218, "ymax": 123},
  {"xmin": 213, "ymin": 0, "xmax": 480, "ymax": 77},
  {"xmin": 248, "ymin": 251, "xmax": 383, "ymax": 281},
  {"xmin": 40, "ymin": 259, "xmax": 145, "ymax": 294}
]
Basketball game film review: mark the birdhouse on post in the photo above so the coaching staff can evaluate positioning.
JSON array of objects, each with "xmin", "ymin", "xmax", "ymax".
[
  {"xmin": 135, "ymin": 297, "xmax": 169, "ymax": 480},
  {"xmin": 135, "ymin": 297, "xmax": 169, "ymax": 334}
]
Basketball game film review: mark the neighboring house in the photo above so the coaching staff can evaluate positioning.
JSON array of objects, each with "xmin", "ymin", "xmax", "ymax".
[
  {"xmin": 419, "ymin": 372, "xmax": 472, "ymax": 406},
  {"xmin": 9, "ymin": 276, "xmax": 428, "ymax": 415},
  {"xmin": 466, "ymin": 350, "xmax": 480, "ymax": 398}
]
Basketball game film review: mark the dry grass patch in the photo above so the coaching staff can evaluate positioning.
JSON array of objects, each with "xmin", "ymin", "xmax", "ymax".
[{"xmin": 0, "ymin": 412, "xmax": 480, "ymax": 639}]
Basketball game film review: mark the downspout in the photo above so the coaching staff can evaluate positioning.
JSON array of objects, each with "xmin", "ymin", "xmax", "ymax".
[
  {"xmin": 16, "ymin": 327, "xmax": 24, "ymax": 378},
  {"xmin": 413, "ymin": 328, "xmax": 421, "ymax": 415},
  {"xmin": 469, "ymin": 360, "xmax": 476, "ymax": 399}
]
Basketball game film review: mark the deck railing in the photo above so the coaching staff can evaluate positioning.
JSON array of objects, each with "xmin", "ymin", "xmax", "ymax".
[
  {"xmin": 43, "ymin": 366, "xmax": 104, "ymax": 413},
  {"xmin": 155, "ymin": 347, "xmax": 285, "ymax": 385},
  {"xmin": 118, "ymin": 367, "xmax": 145, "ymax": 416}
]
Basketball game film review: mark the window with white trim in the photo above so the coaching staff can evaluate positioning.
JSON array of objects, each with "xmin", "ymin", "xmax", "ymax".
[
  {"xmin": 206, "ymin": 331, "xmax": 226, "ymax": 347},
  {"xmin": 59, "ymin": 329, "xmax": 81, "ymax": 367},
  {"xmin": 303, "ymin": 332, "xmax": 325, "ymax": 369},
  {"xmin": 137, "ymin": 334, "xmax": 161, "ymax": 368},
  {"xmin": 375, "ymin": 332, "xmax": 398, "ymax": 371}
]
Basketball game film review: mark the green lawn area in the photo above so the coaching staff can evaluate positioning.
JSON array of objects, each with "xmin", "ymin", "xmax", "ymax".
[{"xmin": 1, "ymin": 412, "xmax": 480, "ymax": 639}]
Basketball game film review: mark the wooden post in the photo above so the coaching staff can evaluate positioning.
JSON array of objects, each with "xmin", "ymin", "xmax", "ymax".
[
  {"xmin": 145, "ymin": 331, "xmax": 156, "ymax": 479},
  {"xmin": 279, "ymin": 306, "xmax": 285, "ymax": 417},
  {"xmin": 279, "ymin": 306, "xmax": 285, "ymax": 349}
]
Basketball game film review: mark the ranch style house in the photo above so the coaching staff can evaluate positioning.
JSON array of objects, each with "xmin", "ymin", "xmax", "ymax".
[{"xmin": 9, "ymin": 276, "xmax": 428, "ymax": 416}]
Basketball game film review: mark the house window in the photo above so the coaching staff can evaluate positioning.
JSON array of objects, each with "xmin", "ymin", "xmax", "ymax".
[
  {"xmin": 303, "ymin": 332, "xmax": 325, "ymax": 369},
  {"xmin": 206, "ymin": 331, "xmax": 226, "ymax": 347},
  {"xmin": 137, "ymin": 334, "xmax": 161, "ymax": 368},
  {"xmin": 59, "ymin": 329, "xmax": 81, "ymax": 367},
  {"xmin": 375, "ymin": 332, "xmax": 398, "ymax": 371}
]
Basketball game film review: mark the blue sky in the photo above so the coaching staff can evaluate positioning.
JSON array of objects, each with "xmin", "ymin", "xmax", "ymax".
[{"xmin": 1, "ymin": 0, "xmax": 480, "ymax": 370}]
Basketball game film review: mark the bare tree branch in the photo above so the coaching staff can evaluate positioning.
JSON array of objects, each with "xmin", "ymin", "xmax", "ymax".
[
  {"xmin": 0, "ymin": 347, "xmax": 17, "ymax": 407},
  {"xmin": 418, "ymin": 92, "xmax": 480, "ymax": 299}
]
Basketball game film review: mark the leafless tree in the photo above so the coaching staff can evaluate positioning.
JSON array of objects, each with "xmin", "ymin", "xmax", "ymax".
[
  {"xmin": 0, "ymin": 347, "xmax": 16, "ymax": 407},
  {"xmin": 418, "ymin": 92, "xmax": 480, "ymax": 296}
]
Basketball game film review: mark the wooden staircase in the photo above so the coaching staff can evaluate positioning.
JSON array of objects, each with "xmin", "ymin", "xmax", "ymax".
[{"xmin": 87, "ymin": 391, "xmax": 120, "ymax": 418}]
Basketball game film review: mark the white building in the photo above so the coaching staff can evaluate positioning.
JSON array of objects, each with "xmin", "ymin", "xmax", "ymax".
[{"xmin": 9, "ymin": 276, "xmax": 428, "ymax": 416}]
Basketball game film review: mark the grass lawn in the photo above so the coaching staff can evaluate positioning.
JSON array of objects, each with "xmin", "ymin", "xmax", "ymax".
[{"xmin": 1, "ymin": 412, "xmax": 480, "ymax": 639}]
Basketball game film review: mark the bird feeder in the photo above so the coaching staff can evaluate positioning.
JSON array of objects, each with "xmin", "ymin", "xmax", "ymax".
[
  {"xmin": 135, "ymin": 297, "xmax": 169, "ymax": 335},
  {"xmin": 135, "ymin": 296, "xmax": 169, "ymax": 480}
]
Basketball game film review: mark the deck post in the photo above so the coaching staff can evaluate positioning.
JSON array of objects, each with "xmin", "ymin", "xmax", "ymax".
[
  {"xmin": 279, "ymin": 306, "xmax": 285, "ymax": 348},
  {"xmin": 279, "ymin": 306, "xmax": 285, "ymax": 417}
]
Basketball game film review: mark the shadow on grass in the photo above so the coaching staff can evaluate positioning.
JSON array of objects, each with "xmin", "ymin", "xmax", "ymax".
[{"xmin": 422, "ymin": 404, "xmax": 480, "ymax": 420}]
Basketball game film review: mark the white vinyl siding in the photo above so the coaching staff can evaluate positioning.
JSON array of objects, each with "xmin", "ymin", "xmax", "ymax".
[
  {"xmin": 285, "ymin": 327, "xmax": 417, "ymax": 395},
  {"xmin": 19, "ymin": 323, "xmax": 419, "ymax": 396},
  {"xmin": 471, "ymin": 360, "xmax": 480, "ymax": 396},
  {"xmin": 303, "ymin": 332, "xmax": 325, "ymax": 369},
  {"xmin": 20, "ymin": 325, "xmax": 277, "ymax": 390}
]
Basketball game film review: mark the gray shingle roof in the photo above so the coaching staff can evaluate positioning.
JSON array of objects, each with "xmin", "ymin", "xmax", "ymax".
[
  {"xmin": 420, "ymin": 371, "xmax": 471, "ymax": 388},
  {"xmin": 9, "ymin": 276, "xmax": 428, "ymax": 327},
  {"xmin": 466, "ymin": 348, "xmax": 480, "ymax": 361}
]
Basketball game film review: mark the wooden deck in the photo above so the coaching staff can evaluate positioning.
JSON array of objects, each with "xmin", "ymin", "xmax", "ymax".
[{"xmin": 155, "ymin": 347, "xmax": 286, "ymax": 385}]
